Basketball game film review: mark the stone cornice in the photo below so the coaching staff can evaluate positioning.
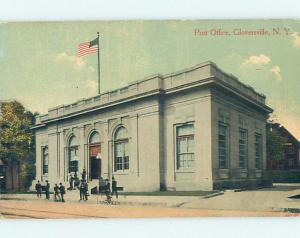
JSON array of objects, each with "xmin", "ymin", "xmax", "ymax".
[{"xmin": 33, "ymin": 62, "xmax": 272, "ymax": 129}]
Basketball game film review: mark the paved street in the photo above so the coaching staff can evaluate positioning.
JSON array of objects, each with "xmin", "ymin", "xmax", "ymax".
[
  {"xmin": 1, "ymin": 183, "xmax": 300, "ymax": 218},
  {"xmin": 0, "ymin": 200, "xmax": 298, "ymax": 218}
]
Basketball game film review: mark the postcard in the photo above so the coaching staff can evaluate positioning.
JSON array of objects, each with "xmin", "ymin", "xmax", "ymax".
[{"xmin": 0, "ymin": 20, "xmax": 299, "ymax": 218}]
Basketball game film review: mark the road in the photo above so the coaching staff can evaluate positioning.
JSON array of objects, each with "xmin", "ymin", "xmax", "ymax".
[{"xmin": 0, "ymin": 200, "xmax": 298, "ymax": 218}]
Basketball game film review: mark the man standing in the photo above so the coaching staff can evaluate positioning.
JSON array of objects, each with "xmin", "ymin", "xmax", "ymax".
[
  {"xmin": 84, "ymin": 180, "xmax": 89, "ymax": 201},
  {"xmin": 111, "ymin": 177, "xmax": 118, "ymax": 199},
  {"xmin": 104, "ymin": 178, "xmax": 112, "ymax": 204},
  {"xmin": 45, "ymin": 180, "xmax": 50, "ymax": 200},
  {"xmin": 54, "ymin": 184, "xmax": 60, "ymax": 202},
  {"xmin": 35, "ymin": 180, "xmax": 42, "ymax": 198},
  {"xmin": 59, "ymin": 183, "xmax": 66, "ymax": 202},
  {"xmin": 69, "ymin": 174, "xmax": 74, "ymax": 190},
  {"xmin": 74, "ymin": 172, "xmax": 79, "ymax": 189},
  {"xmin": 79, "ymin": 179, "xmax": 85, "ymax": 201}
]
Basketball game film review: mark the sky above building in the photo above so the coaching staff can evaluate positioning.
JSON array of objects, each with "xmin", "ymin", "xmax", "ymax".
[{"xmin": 0, "ymin": 20, "xmax": 299, "ymax": 139}]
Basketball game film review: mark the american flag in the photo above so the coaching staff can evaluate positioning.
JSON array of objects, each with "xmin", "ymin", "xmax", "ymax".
[{"xmin": 77, "ymin": 37, "xmax": 99, "ymax": 57}]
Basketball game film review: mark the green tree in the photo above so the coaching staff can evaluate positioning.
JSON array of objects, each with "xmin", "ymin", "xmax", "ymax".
[
  {"xmin": 266, "ymin": 127, "xmax": 284, "ymax": 161},
  {"xmin": 0, "ymin": 101, "xmax": 36, "ymax": 189}
]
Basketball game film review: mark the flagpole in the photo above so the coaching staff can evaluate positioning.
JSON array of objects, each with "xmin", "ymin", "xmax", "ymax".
[{"xmin": 97, "ymin": 32, "xmax": 101, "ymax": 95}]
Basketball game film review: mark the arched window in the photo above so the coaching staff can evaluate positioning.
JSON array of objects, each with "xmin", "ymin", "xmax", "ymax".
[
  {"xmin": 68, "ymin": 136, "xmax": 79, "ymax": 172},
  {"xmin": 89, "ymin": 131, "xmax": 100, "ymax": 144},
  {"xmin": 89, "ymin": 131, "xmax": 101, "ymax": 158},
  {"xmin": 114, "ymin": 126, "xmax": 129, "ymax": 171}
]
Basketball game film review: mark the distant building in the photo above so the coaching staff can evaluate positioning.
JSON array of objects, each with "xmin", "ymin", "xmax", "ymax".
[
  {"xmin": 32, "ymin": 62, "xmax": 272, "ymax": 191},
  {"xmin": 267, "ymin": 123, "xmax": 300, "ymax": 170}
]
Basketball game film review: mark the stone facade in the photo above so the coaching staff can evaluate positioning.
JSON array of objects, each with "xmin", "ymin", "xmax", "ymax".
[{"xmin": 32, "ymin": 62, "xmax": 272, "ymax": 191}]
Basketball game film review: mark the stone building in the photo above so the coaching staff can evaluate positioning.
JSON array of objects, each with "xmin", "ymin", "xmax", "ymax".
[{"xmin": 32, "ymin": 62, "xmax": 272, "ymax": 191}]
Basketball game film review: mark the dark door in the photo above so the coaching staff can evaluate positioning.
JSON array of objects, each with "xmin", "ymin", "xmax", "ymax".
[{"xmin": 90, "ymin": 157, "xmax": 101, "ymax": 179}]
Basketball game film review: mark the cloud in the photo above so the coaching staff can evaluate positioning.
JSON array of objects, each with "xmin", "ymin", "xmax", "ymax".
[
  {"xmin": 86, "ymin": 80, "xmax": 98, "ymax": 92},
  {"xmin": 270, "ymin": 65, "xmax": 282, "ymax": 81},
  {"xmin": 243, "ymin": 54, "xmax": 271, "ymax": 65},
  {"xmin": 56, "ymin": 52, "xmax": 87, "ymax": 69},
  {"xmin": 291, "ymin": 32, "xmax": 300, "ymax": 49}
]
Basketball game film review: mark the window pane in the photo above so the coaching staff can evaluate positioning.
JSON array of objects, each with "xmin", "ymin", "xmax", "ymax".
[
  {"xmin": 69, "ymin": 136, "xmax": 78, "ymax": 147},
  {"xmin": 188, "ymin": 138, "xmax": 195, "ymax": 152},
  {"xmin": 218, "ymin": 123, "xmax": 228, "ymax": 168},
  {"xmin": 176, "ymin": 124, "xmax": 195, "ymax": 169},
  {"xmin": 42, "ymin": 147, "xmax": 49, "ymax": 174},
  {"xmin": 179, "ymin": 138, "xmax": 187, "ymax": 153},
  {"xmin": 114, "ymin": 138, "xmax": 129, "ymax": 171},
  {"xmin": 115, "ymin": 127, "xmax": 128, "ymax": 140},
  {"xmin": 255, "ymin": 133, "xmax": 262, "ymax": 169},
  {"xmin": 177, "ymin": 124, "xmax": 194, "ymax": 136},
  {"xmin": 89, "ymin": 132, "xmax": 100, "ymax": 144}
]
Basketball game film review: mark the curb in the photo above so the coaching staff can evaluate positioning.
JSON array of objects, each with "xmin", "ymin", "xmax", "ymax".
[
  {"xmin": 202, "ymin": 192, "xmax": 224, "ymax": 199},
  {"xmin": 0, "ymin": 196, "xmax": 171, "ymax": 208}
]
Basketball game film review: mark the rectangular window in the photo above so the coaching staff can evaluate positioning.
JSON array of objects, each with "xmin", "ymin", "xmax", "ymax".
[
  {"xmin": 239, "ymin": 128, "xmax": 248, "ymax": 169},
  {"xmin": 218, "ymin": 122, "xmax": 229, "ymax": 169},
  {"xmin": 176, "ymin": 124, "xmax": 195, "ymax": 170},
  {"xmin": 42, "ymin": 146, "xmax": 49, "ymax": 175},
  {"xmin": 114, "ymin": 140, "xmax": 129, "ymax": 171},
  {"xmin": 255, "ymin": 133, "xmax": 263, "ymax": 169}
]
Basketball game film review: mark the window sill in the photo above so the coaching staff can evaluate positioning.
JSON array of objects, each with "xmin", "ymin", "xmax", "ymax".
[
  {"xmin": 175, "ymin": 169, "xmax": 196, "ymax": 173},
  {"xmin": 113, "ymin": 170, "xmax": 130, "ymax": 175}
]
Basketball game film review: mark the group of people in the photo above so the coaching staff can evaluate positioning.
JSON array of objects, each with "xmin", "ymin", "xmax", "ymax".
[
  {"xmin": 35, "ymin": 170, "xmax": 119, "ymax": 203},
  {"xmin": 68, "ymin": 171, "xmax": 80, "ymax": 190},
  {"xmin": 35, "ymin": 180, "xmax": 66, "ymax": 202},
  {"xmin": 99, "ymin": 176, "xmax": 118, "ymax": 200}
]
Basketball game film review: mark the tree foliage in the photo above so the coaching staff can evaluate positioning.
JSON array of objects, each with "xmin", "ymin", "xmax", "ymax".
[
  {"xmin": 266, "ymin": 127, "xmax": 284, "ymax": 161},
  {"xmin": 0, "ymin": 101, "xmax": 36, "ymax": 188}
]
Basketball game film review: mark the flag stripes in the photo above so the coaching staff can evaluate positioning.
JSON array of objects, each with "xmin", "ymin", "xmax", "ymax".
[{"xmin": 78, "ymin": 42, "xmax": 98, "ymax": 57}]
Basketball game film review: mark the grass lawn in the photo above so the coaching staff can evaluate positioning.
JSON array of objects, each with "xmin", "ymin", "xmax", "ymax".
[{"xmin": 120, "ymin": 190, "xmax": 218, "ymax": 196}]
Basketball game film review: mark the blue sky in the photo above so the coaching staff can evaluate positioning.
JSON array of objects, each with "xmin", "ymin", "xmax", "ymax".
[{"xmin": 0, "ymin": 20, "xmax": 299, "ymax": 138}]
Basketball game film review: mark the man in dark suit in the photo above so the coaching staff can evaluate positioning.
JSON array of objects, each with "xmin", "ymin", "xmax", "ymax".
[
  {"xmin": 111, "ymin": 177, "xmax": 118, "ymax": 199},
  {"xmin": 59, "ymin": 183, "xmax": 66, "ymax": 202},
  {"xmin": 79, "ymin": 179, "xmax": 85, "ymax": 201},
  {"xmin": 45, "ymin": 180, "xmax": 50, "ymax": 200},
  {"xmin": 35, "ymin": 180, "xmax": 42, "ymax": 198},
  {"xmin": 83, "ymin": 180, "xmax": 89, "ymax": 201},
  {"xmin": 54, "ymin": 184, "xmax": 60, "ymax": 202}
]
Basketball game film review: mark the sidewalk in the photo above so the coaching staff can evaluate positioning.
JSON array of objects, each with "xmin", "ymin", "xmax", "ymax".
[
  {"xmin": 0, "ymin": 191, "xmax": 204, "ymax": 208},
  {"xmin": 1, "ymin": 183, "xmax": 300, "ymax": 213}
]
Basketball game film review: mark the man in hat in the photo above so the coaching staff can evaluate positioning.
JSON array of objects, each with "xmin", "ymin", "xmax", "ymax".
[
  {"xmin": 45, "ymin": 180, "xmax": 50, "ymax": 200},
  {"xmin": 54, "ymin": 184, "xmax": 60, "ymax": 202},
  {"xmin": 59, "ymin": 182, "xmax": 66, "ymax": 202},
  {"xmin": 111, "ymin": 177, "xmax": 118, "ymax": 199},
  {"xmin": 35, "ymin": 180, "xmax": 42, "ymax": 198}
]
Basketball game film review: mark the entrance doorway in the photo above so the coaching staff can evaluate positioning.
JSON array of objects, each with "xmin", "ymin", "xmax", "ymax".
[
  {"xmin": 90, "ymin": 157, "xmax": 101, "ymax": 179},
  {"xmin": 89, "ymin": 144, "xmax": 101, "ymax": 180}
]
